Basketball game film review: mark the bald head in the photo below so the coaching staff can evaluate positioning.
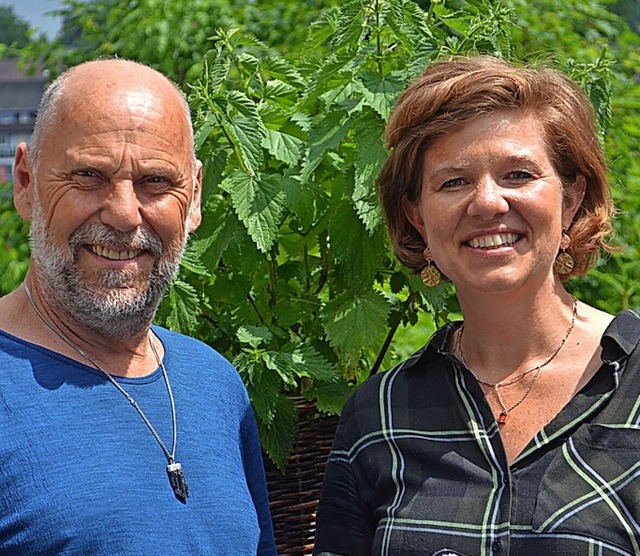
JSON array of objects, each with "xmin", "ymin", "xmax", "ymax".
[{"xmin": 29, "ymin": 59, "xmax": 196, "ymax": 173}]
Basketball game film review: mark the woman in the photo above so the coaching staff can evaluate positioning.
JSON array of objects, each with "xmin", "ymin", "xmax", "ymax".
[{"xmin": 313, "ymin": 56, "xmax": 640, "ymax": 555}]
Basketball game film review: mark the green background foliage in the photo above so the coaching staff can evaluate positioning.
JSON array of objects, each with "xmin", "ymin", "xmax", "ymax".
[
  {"xmin": 0, "ymin": 5, "xmax": 31, "ymax": 55},
  {"xmin": 2, "ymin": 0, "xmax": 640, "ymax": 468}
]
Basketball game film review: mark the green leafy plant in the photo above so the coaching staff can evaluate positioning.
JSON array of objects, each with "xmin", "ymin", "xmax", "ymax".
[
  {"xmin": 0, "ymin": 184, "xmax": 30, "ymax": 295},
  {"xmin": 156, "ymin": 0, "xmax": 520, "ymax": 470}
]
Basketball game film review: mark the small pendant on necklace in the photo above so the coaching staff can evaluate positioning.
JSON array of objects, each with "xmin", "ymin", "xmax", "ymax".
[
  {"xmin": 497, "ymin": 412, "xmax": 508, "ymax": 425},
  {"xmin": 167, "ymin": 462, "xmax": 189, "ymax": 503}
]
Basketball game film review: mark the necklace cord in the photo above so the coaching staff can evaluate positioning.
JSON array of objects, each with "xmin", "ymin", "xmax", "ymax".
[
  {"xmin": 455, "ymin": 297, "xmax": 578, "ymax": 423},
  {"xmin": 23, "ymin": 282, "xmax": 177, "ymax": 463}
]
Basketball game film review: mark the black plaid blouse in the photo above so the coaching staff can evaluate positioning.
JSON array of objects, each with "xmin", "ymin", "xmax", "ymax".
[{"xmin": 314, "ymin": 309, "xmax": 640, "ymax": 556}]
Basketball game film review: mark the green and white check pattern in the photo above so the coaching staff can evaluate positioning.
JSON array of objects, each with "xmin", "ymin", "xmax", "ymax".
[{"xmin": 314, "ymin": 310, "xmax": 640, "ymax": 556}]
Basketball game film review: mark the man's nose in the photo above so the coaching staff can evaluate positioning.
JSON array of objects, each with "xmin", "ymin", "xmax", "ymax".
[{"xmin": 99, "ymin": 182, "xmax": 143, "ymax": 231}]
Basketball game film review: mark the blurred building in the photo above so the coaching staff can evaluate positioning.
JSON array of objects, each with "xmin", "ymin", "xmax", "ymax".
[{"xmin": 0, "ymin": 59, "xmax": 47, "ymax": 183}]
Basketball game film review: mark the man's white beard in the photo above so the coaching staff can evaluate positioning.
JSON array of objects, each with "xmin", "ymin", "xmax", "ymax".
[{"xmin": 29, "ymin": 194, "xmax": 187, "ymax": 339}]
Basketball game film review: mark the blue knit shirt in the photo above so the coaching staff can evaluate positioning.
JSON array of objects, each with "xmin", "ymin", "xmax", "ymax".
[{"xmin": 0, "ymin": 325, "xmax": 276, "ymax": 555}]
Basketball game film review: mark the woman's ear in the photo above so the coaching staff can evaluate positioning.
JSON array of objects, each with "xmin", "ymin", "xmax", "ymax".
[
  {"xmin": 401, "ymin": 194, "xmax": 428, "ymax": 243},
  {"xmin": 13, "ymin": 142, "xmax": 34, "ymax": 221},
  {"xmin": 562, "ymin": 173, "xmax": 586, "ymax": 229}
]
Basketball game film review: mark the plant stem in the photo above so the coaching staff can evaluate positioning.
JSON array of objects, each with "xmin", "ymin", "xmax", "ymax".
[
  {"xmin": 247, "ymin": 292, "xmax": 266, "ymax": 324},
  {"xmin": 375, "ymin": 0, "xmax": 384, "ymax": 77},
  {"xmin": 369, "ymin": 293, "xmax": 417, "ymax": 377},
  {"xmin": 267, "ymin": 252, "xmax": 278, "ymax": 306}
]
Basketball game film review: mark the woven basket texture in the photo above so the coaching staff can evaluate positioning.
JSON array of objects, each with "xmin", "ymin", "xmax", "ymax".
[{"xmin": 264, "ymin": 398, "xmax": 339, "ymax": 556}]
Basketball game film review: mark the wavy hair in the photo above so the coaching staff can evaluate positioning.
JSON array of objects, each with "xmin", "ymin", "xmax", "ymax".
[{"xmin": 377, "ymin": 55, "xmax": 614, "ymax": 279}]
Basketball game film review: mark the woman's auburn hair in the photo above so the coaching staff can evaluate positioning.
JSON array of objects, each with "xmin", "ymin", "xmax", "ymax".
[{"xmin": 376, "ymin": 55, "xmax": 614, "ymax": 279}]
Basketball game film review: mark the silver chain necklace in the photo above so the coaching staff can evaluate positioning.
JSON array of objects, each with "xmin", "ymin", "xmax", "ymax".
[
  {"xmin": 23, "ymin": 282, "xmax": 189, "ymax": 503},
  {"xmin": 456, "ymin": 296, "xmax": 577, "ymax": 425}
]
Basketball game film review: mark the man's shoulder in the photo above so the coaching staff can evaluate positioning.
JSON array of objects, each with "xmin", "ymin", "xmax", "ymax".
[
  {"xmin": 0, "ymin": 328, "xmax": 49, "ymax": 361},
  {"xmin": 152, "ymin": 325, "xmax": 222, "ymax": 353},
  {"xmin": 152, "ymin": 325, "xmax": 240, "ymax": 377}
]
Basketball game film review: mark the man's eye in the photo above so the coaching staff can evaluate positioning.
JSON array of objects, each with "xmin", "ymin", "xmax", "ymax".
[
  {"xmin": 76, "ymin": 170, "xmax": 98, "ymax": 178},
  {"xmin": 144, "ymin": 176, "xmax": 172, "ymax": 185}
]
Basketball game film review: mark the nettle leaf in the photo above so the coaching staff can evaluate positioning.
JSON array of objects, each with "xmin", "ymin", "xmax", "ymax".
[
  {"xmin": 303, "ymin": 54, "xmax": 357, "ymax": 109},
  {"xmin": 263, "ymin": 352, "xmax": 297, "ymax": 387},
  {"xmin": 237, "ymin": 325, "xmax": 273, "ymax": 348},
  {"xmin": 331, "ymin": 0, "xmax": 364, "ymax": 51},
  {"xmin": 258, "ymin": 394, "xmax": 297, "ymax": 472},
  {"xmin": 359, "ymin": 70, "xmax": 406, "ymax": 120},
  {"xmin": 281, "ymin": 176, "xmax": 327, "ymax": 232},
  {"xmin": 263, "ymin": 128, "xmax": 303, "ymax": 166},
  {"xmin": 249, "ymin": 368, "xmax": 282, "ymax": 428},
  {"xmin": 261, "ymin": 56, "xmax": 305, "ymax": 87},
  {"xmin": 192, "ymin": 200, "xmax": 239, "ymax": 269},
  {"xmin": 352, "ymin": 109, "xmax": 387, "ymax": 232},
  {"xmin": 179, "ymin": 243, "xmax": 210, "ymax": 276},
  {"xmin": 203, "ymin": 54, "xmax": 230, "ymax": 94},
  {"xmin": 194, "ymin": 113, "xmax": 217, "ymax": 151},
  {"xmin": 281, "ymin": 344, "xmax": 338, "ymax": 383},
  {"xmin": 312, "ymin": 380, "xmax": 354, "ymax": 415},
  {"xmin": 263, "ymin": 78, "xmax": 298, "ymax": 99},
  {"xmin": 307, "ymin": 109, "xmax": 351, "ymax": 164},
  {"xmin": 223, "ymin": 115, "xmax": 265, "ymax": 177},
  {"xmin": 390, "ymin": 271, "xmax": 409, "ymax": 295},
  {"xmin": 321, "ymin": 290, "xmax": 391, "ymax": 363},
  {"xmin": 329, "ymin": 201, "xmax": 381, "ymax": 291},
  {"xmin": 237, "ymin": 51, "xmax": 260, "ymax": 75},
  {"xmin": 165, "ymin": 279, "xmax": 200, "ymax": 334},
  {"xmin": 221, "ymin": 171, "xmax": 286, "ymax": 253},
  {"xmin": 227, "ymin": 89, "xmax": 263, "ymax": 123},
  {"xmin": 234, "ymin": 353, "xmax": 281, "ymax": 427},
  {"xmin": 200, "ymin": 146, "xmax": 228, "ymax": 203}
]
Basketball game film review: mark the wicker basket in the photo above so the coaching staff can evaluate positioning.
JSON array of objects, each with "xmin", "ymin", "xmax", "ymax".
[{"xmin": 264, "ymin": 398, "xmax": 339, "ymax": 556}]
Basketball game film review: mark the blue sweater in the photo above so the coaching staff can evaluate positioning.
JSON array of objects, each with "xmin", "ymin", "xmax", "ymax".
[{"xmin": 0, "ymin": 326, "xmax": 276, "ymax": 555}]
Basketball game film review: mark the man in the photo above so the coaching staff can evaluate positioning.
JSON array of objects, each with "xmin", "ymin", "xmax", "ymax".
[{"xmin": 0, "ymin": 59, "xmax": 276, "ymax": 555}]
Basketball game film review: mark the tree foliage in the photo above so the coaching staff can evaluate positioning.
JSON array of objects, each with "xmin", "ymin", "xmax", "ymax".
[
  {"xmin": 0, "ymin": 5, "xmax": 31, "ymax": 57},
  {"xmin": 24, "ymin": 0, "xmax": 339, "ymax": 86}
]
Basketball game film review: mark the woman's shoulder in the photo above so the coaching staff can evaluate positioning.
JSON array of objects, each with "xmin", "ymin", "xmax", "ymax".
[
  {"xmin": 601, "ymin": 307, "xmax": 640, "ymax": 357},
  {"xmin": 348, "ymin": 323, "xmax": 456, "ymax": 404}
]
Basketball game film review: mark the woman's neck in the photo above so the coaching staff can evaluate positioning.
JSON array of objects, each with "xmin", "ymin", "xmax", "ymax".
[{"xmin": 454, "ymin": 284, "xmax": 577, "ymax": 385}]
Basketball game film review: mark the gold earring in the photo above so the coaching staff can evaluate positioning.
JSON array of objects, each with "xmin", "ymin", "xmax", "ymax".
[
  {"xmin": 554, "ymin": 231, "xmax": 575, "ymax": 276},
  {"xmin": 420, "ymin": 246, "xmax": 442, "ymax": 287}
]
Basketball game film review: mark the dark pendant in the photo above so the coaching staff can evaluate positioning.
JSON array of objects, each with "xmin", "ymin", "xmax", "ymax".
[{"xmin": 167, "ymin": 462, "xmax": 189, "ymax": 503}]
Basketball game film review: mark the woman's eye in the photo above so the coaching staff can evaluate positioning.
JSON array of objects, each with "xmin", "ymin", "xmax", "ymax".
[
  {"xmin": 507, "ymin": 170, "xmax": 533, "ymax": 180},
  {"xmin": 442, "ymin": 177, "xmax": 466, "ymax": 188}
]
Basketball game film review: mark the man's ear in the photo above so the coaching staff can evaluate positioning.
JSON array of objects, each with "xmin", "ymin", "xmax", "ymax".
[
  {"xmin": 401, "ymin": 194, "xmax": 428, "ymax": 243},
  {"xmin": 562, "ymin": 173, "xmax": 587, "ymax": 229},
  {"xmin": 13, "ymin": 142, "xmax": 35, "ymax": 221},
  {"xmin": 186, "ymin": 160, "xmax": 203, "ymax": 233}
]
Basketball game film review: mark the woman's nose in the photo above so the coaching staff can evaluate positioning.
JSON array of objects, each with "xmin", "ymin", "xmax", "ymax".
[{"xmin": 466, "ymin": 176, "xmax": 509, "ymax": 219}]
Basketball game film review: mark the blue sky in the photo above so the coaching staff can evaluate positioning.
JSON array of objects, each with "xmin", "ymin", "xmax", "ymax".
[{"xmin": 2, "ymin": 0, "xmax": 65, "ymax": 39}]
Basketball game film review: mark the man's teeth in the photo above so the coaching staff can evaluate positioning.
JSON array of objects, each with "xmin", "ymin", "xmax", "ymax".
[
  {"xmin": 468, "ymin": 233, "xmax": 519, "ymax": 249},
  {"xmin": 91, "ymin": 245, "xmax": 140, "ymax": 260}
]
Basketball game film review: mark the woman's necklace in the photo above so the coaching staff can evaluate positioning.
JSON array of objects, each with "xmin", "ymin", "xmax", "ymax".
[
  {"xmin": 455, "ymin": 297, "xmax": 577, "ymax": 425},
  {"xmin": 23, "ymin": 282, "xmax": 190, "ymax": 503}
]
